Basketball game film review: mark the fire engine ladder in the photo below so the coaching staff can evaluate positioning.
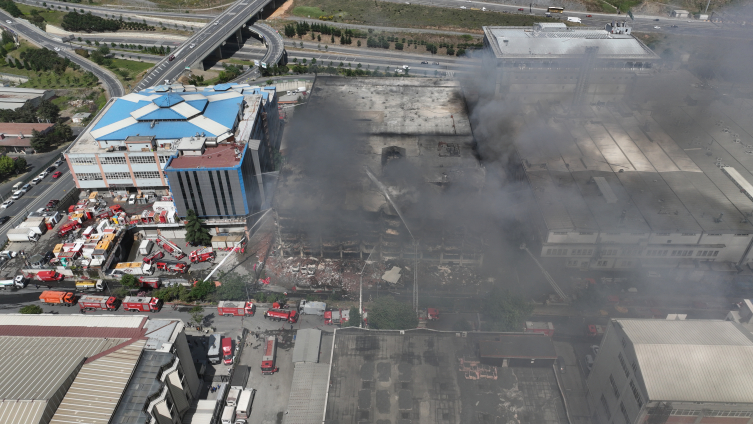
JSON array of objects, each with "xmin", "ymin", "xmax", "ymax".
[
  {"xmin": 571, "ymin": 46, "xmax": 599, "ymax": 110},
  {"xmin": 520, "ymin": 243, "xmax": 569, "ymax": 303}
]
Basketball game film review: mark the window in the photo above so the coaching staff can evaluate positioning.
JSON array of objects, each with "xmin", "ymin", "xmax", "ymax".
[
  {"xmin": 620, "ymin": 261, "xmax": 633, "ymax": 267},
  {"xmin": 104, "ymin": 172, "xmax": 131, "ymax": 180},
  {"xmin": 735, "ymin": 234, "xmax": 750, "ymax": 237},
  {"xmin": 597, "ymin": 260, "xmax": 608, "ymax": 266},
  {"xmin": 629, "ymin": 380, "xmax": 643, "ymax": 408},
  {"xmin": 618, "ymin": 353, "xmax": 630, "ymax": 377},
  {"xmin": 579, "ymin": 232, "xmax": 594, "ymax": 235},
  {"xmin": 70, "ymin": 156, "xmax": 95, "ymax": 165},
  {"xmin": 99, "ymin": 156, "xmax": 127, "ymax": 164},
  {"xmin": 708, "ymin": 233, "xmax": 722, "ymax": 236},
  {"xmin": 553, "ymin": 231, "xmax": 568, "ymax": 235},
  {"xmin": 655, "ymin": 233, "xmax": 670, "ymax": 236},
  {"xmin": 545, "ymin": 248, "xmax": 568, "ymax": 256},
  {"xmin": 620, "ymin": 402, "xmax": 630, "ymax": 424},
  {"xmin": 601, "ymin": 395, "xmax": 611, "ymax": 420},
  {"xmin": 566, "ymin": 260, "xmax": 579, "ymax": 266},
  {"xmin": 159, "ymin": 155, "xmax": 172, "ymax": 163},
  {"xmin": 134, "ymin": 171, "xmax": 160, "ymax": 179},
  {"xmin": 130, "ymin": 155, "xmax": 156, "ymax": 164},
  {"xmin": 630, "ymin": 361, "xmax": 638, "ymax": 375},
  {"xmin": 77, "ymin": 172, "xmax": 103, "ymax": 181},
  {"xmin": 681, "ymin": 233, "xmax": 696, "ymax": 236},
  {"xmin": 713, "ymin": 251, "xmax": 719, "ymax": 257},
  {"xmin": 609, "ymin": 375, "xmax": 620, "ymax": 398}
]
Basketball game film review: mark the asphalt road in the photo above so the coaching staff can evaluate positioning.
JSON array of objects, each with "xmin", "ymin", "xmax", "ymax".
[{"xmin": 0, "ymin": 11, "xmax": 125, "ymax": 97}]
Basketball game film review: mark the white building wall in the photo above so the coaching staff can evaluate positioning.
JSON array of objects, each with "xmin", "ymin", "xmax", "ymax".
[
  {"xmin": 547, "ymin": 231, "xmax": 598, "ymax": 244},
  {"xmin": 647, "ymin": 232, "xmax": 702, "ymax": 245}
]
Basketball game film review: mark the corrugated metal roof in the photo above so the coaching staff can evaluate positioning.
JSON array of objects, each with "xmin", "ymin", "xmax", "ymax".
[
  {"xmin": 283, "ymin": 363, "xmax": 330, "ymax": 424},
  {"xmin": 292, "ymin": 329, "xmax": 322, "ymax": 363},
  {"xmin": 0, "ymin": 336, "xmax": 129, "ymax": 400},
  {"xmin": 617, "ymin": 319, "xmax": 753, "ymax": 403},
  {"xmin": 49, "ymin": 339, "xmax": 146, "ymax": 424},
  {"xmin": 110, "ymin": 350, "xmax": 174, "ymax": 424},
  {"xmin": 0, "ymin": 400, "xmax": 46, "ymax": 424},
  {"xmin": 0, "ymin": 314, "xmax": 147, "ymax": 328}
]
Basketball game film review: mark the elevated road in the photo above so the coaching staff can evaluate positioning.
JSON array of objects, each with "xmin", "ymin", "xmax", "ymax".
[{"xmin": 0, "ymin": 11, "xmax": 124, "ymax": 97}]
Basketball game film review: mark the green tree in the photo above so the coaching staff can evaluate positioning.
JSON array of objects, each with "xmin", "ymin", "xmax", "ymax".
[
  {"xmin": 213, "ymin": 272, "xmax": 247, "ymax": 301},
  {"xmin": 30, "ymin": 129, "xmax": 51, "ymax": 152},
  {"xmin": 121, "ymin": 274, "xmax": 139, "ymax": 289},
  {"xmin": 97, "ymin": 45, "xmax": 110, "ymax": 55},
  {"xmin": 0, "ymin": 155, "xmax": 14, "ymax": 175},
  {"xmin": 20, "ymin": 305, "xmax": 43, "ymax": 314},
  {"xmin": 190, "ymin": 279, "xmax": 214, "ymax": 301},
  {"xmin": 344, "ymin": 305, "xmax": 361, "ymax": 327},
  {"xmin": 185, "ymin": 209, "xmax": 211, "ymax": 246},
  {"xmin": 480, "ymin": 288, "xmax": 533, "ymax": 331},
  {"xmin": 36, "ymin": 100, "xmax": 59, "ymax": 123},
  {"xmin": 189, "ymin": 305, "xmax": 205, "ymax": 328},
  {"xmin": 368, "ymin": 297, "xmax": 417, "ymax": 329},
  {"xmin": 13, "ymin": 156, "xmax": 25, "ymax": 173}
]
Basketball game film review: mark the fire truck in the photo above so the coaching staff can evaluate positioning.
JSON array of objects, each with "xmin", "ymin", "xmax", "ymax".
[
  {"xmin": 122, "ymin": 296, "xmax": 162, "ymax": 312},
  {"xmin": 156, "ymin": 235, "xmax": 185, "ymax": 259},
  {"xmin": 155, "ymin": 261, "xmax": 189, "ymax": 273},
  {"xmin": 79, "ymin": 294, "xmax": 120, "ymax": 311},
  {"xmin": 222, "ymin": 336, "xmax": 233, "ymax": 365},
  {"xmin": 324, "ymin": 309, "xmax": 350, "ymax": 326},
  {"xmin": 217, "ymin": 301, "xmax": 255, "ymax": 316},
  {"xmin": 189, "ymin": 247, "xmax": 215, "ymax": 263},
  {"xmin": 525, "ymin": 321, "xmax": 554, "ymax": 336},
  {"xmin": 57, "ymin": 221, "xmax": 81, "ymax": 238},
  {"xmin": 261, "ymin": 336, "xmax": 279, "ymax": 374},
  {"xmin": 137, "ymin": 276, "xmax": 161, "ymax": 289},
  {"xmin": 143, "ymin": 251, "xmax": 164, "ymax": 265},
  {"xmin": 587, "ymin": 324, "xmax": 607, "ymax": 337},
  {"xmin": 264, "ymin": 308, "xmax": 298, "ymax": 323},
  {"xmin": 35, "ymin": 270, "xmax": 64, "ymax": 281}
]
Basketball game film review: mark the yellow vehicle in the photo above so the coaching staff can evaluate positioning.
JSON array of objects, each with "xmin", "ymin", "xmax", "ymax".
[{"xmin": 547, "ymin": 6, "xmax": 564, "ymax": 12}]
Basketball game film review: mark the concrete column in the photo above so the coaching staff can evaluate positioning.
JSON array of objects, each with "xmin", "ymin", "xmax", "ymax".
[
  {"xmin": 215, "ymin": 45, "xmax": 223, "ymax": 59},
  {"xmin": 236, "ymin": 28, "xmax": 243, "ymax": 45}
]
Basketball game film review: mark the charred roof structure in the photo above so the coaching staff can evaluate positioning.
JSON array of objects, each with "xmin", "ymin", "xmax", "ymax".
[{"xmin": 275, "ymin": 77, "xmax": 486, "ymax": 264}]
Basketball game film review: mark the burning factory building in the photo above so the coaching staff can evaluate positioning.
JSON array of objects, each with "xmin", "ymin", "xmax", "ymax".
[{"xmin": 274, "ymin": 77, "xmax": 486, "ymax": 266}]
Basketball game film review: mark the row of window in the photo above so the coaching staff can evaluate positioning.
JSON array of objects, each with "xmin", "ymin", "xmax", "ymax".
[
  {"xmin": 554, "ymin": 232, "xmax": 744, "ymax": 238},
  {"xmin": 567, "ymin": 260, "xmax": 635, "ymax": 268},
  {"xmin": 670, "ymin": 410, "xmax": 752, "ymax": 417},
  {"xmin": 106, "ymin": 172, "xmax": 131, "ymax": 180},
  {"xmin": 135, "ymin": 171, "xmax": 161, "ymax": 179},
  {"xmin": 69, "ymin": 155, "xmax": 173, "ymax": 165},
  {"xmin": 549, "ymin": 248, "xmax": 721, "ymax": 258},
  {"xmin": 77, "ymin": 171, "xmax": 163, "ymax": 181},
  {"xmin": 100, "ymin": 156, "xmax": 127, "ymax": 164}
]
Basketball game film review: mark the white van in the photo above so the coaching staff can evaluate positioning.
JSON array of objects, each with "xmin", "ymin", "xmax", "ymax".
[
  {"xmin": 236, "ymin": 388, "xmax": 256, "ymax": 419},
  {"xmin": 11, "ymin": 182, "xmax": 22, "ymax": 192},
  {"xmin": 221, "ymin": 405, "xmax": 236, "ymax": 424},
  {"xmin": 567, "ymin": 16, "xmax": 582, "ymax": 23}
]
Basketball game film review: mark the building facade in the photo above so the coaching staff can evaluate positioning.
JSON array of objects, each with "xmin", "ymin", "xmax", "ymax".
[{"xmin": 586, "ymin": 319, "xmax": 753, "ymax": 424}]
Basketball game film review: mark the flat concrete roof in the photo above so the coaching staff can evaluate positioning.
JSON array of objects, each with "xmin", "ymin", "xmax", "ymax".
[
  {"xmin": 326, "ymin": 329, "xmax": 567, "ymax": 424},
  {"xmin": 167, "ymin": 143, "xmax": 245, "ymax": 169},
  {"xmin": 483, "ymin": 25, "xmax": 660, "ymax": 60}
]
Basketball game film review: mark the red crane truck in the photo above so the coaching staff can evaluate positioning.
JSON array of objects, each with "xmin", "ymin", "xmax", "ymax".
[
  {"xmin": 189, "ymin": 247, "xmax": 215, "ymax": 263},
  {"xmin": 155, "ymin": 261, "xmax": 189, "ymax": 273},
  {"xmin": 217, "ymin": 301, "xmax": 255, "ymax": 317},
  {"xmin": 79, "ymin": 294, "xmax": 120, "ymax": 311},
  {"xmin": 264, "ymin": 308, "xmax": 298, "ymax": 323},
  {"xmin": 39, "ymin": 290, "xmax": 76, "ymax": 306},
  {"xmin": 261, "ymin": 336, "xmax": 279, "ymax": 375},
  {"xmin": 156, "ymin": 235, "xmax": 185, "ymax": 259},
  {"xmin": 57, "ymin": 221, "xmax": 81, "ymax": 238},
  {"xmin": 222, "ymin": 336, "xmax": 233, "ymax": 365},
  {"xmin": 122, "ymin": 296, "xmax": 163, "ymax": 312},
  {"xmin": 143, "ymin": 251, "xmax": 164, "ymax": 265}
]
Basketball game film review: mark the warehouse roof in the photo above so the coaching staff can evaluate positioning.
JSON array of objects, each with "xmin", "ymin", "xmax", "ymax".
[
  {"xmin": 0, "ymin": 314, "xmax": 147, "ymax": 328},
  {"xmin": 49, "ymin": 339, "xmax": 147, "ymax": 424},
  {"xmin": 483, "ymin": 25, "xmax": 659, "ymax": 60},
  {"xmin": 478, "ymin": 334, "xmax": 557, "ymax": 359},
  {"xmin": 143, "ymin": 319, "xmax": 184, "ymax": 351},
  {"xmin": 0, "ymin": 123, "xmax": 53, "ymax": 136},
  {"xmin": 284, "ymin": 363, "xmax": 330, "ymax": 424},
  {"xmin": 292, "ymin": 329, "xmax": 322, "ymax": 363},
  {"xmin": 167, "ymin": 143, "xmax": 247, "ymax": 170},
  {"xmin": 616, "ymin": 319, "xmax": 753, "ymax": 403},
  {"xmin": 111, "ymin": 350, "xmax": 174, "ymax": 424}
]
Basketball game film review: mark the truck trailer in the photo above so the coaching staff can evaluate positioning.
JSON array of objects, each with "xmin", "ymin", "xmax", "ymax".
[
  {"xmin": 298, "ymin": 299, "xmax": 326, "ymax": 315},
  {"xmin": 39, "ymin": 290, "xmax": 76, "ymax": 306},
  {"xmin": 79, "ymin": 294, "xmax": 120, "ymax": 311},
  {"xmin": 264, "ymin": 308, "xmax": 298, "ymax": 323},
  {"xmin": 217, "ymin": 301, "xmax": 255, "ymax": 317},
  {"xmin": 122, "ymin": 296, "xmax": 162, "ymax": 312}
]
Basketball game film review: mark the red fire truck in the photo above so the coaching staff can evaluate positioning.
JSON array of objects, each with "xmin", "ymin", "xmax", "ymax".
[
  {"xmin": 189, "ymin": 247, "xmax": 215, "ymax": 263},
  {"xmin": 324, "ymin": 309, "xmax": 349, "ymax": 325},
  {"xmin": 137, "ymin": 276, "xmax": 161, "ymax": 289},
  {"xmin": 155, "ymin": 261, "xmax": 189, "ymax": 273},
  {"xmin": 525, "ymin": 321, "xmax": 554, "ymax": 336},
  {"xmin": 57, "ymin": 221, "xmax": 81, "ymax": 238},
  {"xmin": 35, "ymin": 270, "xmax": 64, "ymax": 281},
  {"xmin": 122, "ymin": 296, "xmax": 162, "ymax": 312},
  {"xmin": 222, "ymin": 336, "xmax": 233, "ymax": 365},
  {"xmin": 143, "ymin": 251, "xmax": 164, "ymax": 265},
  {"xmin": 79, "ymin": 295, "xmax": 120, "ymax": 311},
  {"xmin": 217, "ymin": 301, "xmax": 255, "ymax": 316},
  {"xmin": 264, "ymin": 308, "xmax": 298, "ymax": 323},
  {"xmin": 156, "ymin": 235, "xmax": 185, "ymax": 259},
  {"xmin": 261, "ymin": 336, "xmax": 279, "ymax": 375}
]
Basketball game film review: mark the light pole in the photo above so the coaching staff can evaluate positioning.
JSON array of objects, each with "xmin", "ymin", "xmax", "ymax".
[{"xmin": 359, "ymin": 245, "xmax": 377, "ymax": 328}]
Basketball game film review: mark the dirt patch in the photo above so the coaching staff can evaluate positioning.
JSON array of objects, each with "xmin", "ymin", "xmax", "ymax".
[{"xmin": 269, "ymin": 0, "xmax": 294, "ymax": 19}]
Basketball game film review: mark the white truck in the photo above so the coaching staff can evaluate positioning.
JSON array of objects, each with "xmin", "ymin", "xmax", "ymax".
[
  {"xmin": 235, "ymin": 389, "xmax": 256, "ymax": 420},
  {"xmin": 7, "ymin": 227, "xmax": 39, "ymax": 242},
  {"xmin": 299, "ymin": 299, "xmax": 326, "ymax": 315},
  {"xmin": 108, "ymin": 262, "xmax": 153, "ymax": 277},
  {"xmin": 226, "ymin": 387, "xmax": 241, "ymax": 407},
  {"xmin": 567, "ymin": 16, "xmax": 582, "ymax": 23},
  {"xmin": 138, "ymin": 240, "xmax": 154, "ymax": 256},
  {"xmin": 221, "ymin": 405, "xmax": 236, "ymax": 424},
  {"xmin": 0, "ymin": 278, "xmax": 25, "ymax": 290}
]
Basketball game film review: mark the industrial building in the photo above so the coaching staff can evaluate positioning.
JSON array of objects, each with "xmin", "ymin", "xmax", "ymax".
[
  {"xmin": 66, "ymin": 83, "xmax": 279, "ymax": 204},
  {"xmin": 274, "ymin": 77, "xmax": 486, "ymax": 264},
  {"xmin": 0, "ymin": 122, "xmax": 54, "ymax": 152},
  {"xmin": 0, "ymin": 87, "xmax": 54, "ymax": 110},
  {"xmin": 324, "ymin": 328, "xmax": 566, "ymax": 424},
  {"xmin": 482, "ymin": 22, "xmax": 660, "ymax": 104},
  {"xmin": 0, "ymin": 314, "xmax": 199, "ymax": 424},
  {"xmin": 586, "ymin": 319, "xmax": 753, "ymax": 424}
]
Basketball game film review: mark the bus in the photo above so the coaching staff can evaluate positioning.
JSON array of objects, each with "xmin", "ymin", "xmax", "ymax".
[
  {"xmin": 207, "ymin": 333, "xmax": 221, "ymax": 365},
  {"xmin": 222, "ymin": 337, "xmax": 233, "ymax": 365},
  {"xmin": 547, "ymin": 6, "xmax": 564, "ymax": 13},
  {"xmin": 261, "ymin": 336, "xmax": 279, "ymax": 375}
]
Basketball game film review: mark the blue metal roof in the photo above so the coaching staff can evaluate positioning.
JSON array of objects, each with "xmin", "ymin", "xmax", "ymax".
[
  {"xmin": 91, "ymin": 90, "xmax": 245, "ymax": 141},
  {"xmin": 154, "ymin": 85, "xmax": 170, "ymax": 92},
  {"xmin": 213, "ymin": 83, "xmax": 237, "ymax": 92},
  {"xmin": 153, "ymin": 93, "xmax": 184, "ymax": 108}
]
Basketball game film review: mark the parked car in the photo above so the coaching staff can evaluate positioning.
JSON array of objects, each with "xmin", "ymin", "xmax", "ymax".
[
  {"xmin": 585, "ymin": 354, "xmax": 594, "ymax": 371},
  {"xmin": 45, "ymin": 200, "xmax": 59, "ymax": 210},
  {"xmin": 586, "ymin": 14, "xmax": 592, "ymax": 17},
  {"xmin": 0, "ymin": 216, "xmax": 9, "ymax": 224},
  {"xmin": 52, "ymin": 171, "xmax": 62, "ymax": 178},
  {"xmin": 1, "ymin": 200, "xmax": 13, "ymax": 209},
  {"xmin": 11, "ymin": 190, "xmax": 25, "ymax": 200},
  {"xmin": 421, "ymin": 61, "xmax": 429, "ymax": 64},
  {"xmin": 518, "ymin": 7, "xmax": 524, "ymax": 10},
  {"xmin": 54, "ymin": 158, "xmax": 64, "ymax": 166},
  {"xmin": 22, "ymin": 184, "xmax": 31, "ymax": 192},
  {"xmin": 46, "ymin": 166, "xmax": 55, "ymax": 173},
  {"xmin": 128, "ymin": 194, "xmax": 136, "ymax": 204}
]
